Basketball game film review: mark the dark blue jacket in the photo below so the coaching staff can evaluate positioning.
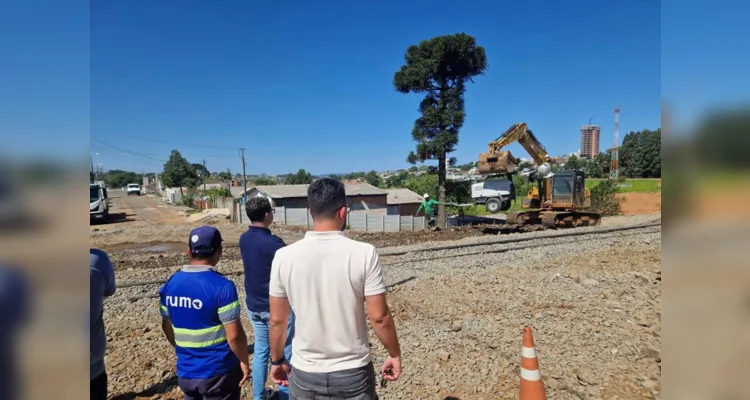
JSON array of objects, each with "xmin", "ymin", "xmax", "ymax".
[
  {"xmin": 90, "ymin": 249, "xmax": 116, "ymax": 380},
  {"xmin": 239, "ymin": 226, "xmax": 286, "ymax": 313}
]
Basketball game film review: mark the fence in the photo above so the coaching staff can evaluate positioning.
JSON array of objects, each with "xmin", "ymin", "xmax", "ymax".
[
  {"xmin": 194, "ymin": 196, "xmax": 234, "ymax": 210},
  {"xmin": 236, "ymin": 205, "xmax": 427, "ymax": 231}
]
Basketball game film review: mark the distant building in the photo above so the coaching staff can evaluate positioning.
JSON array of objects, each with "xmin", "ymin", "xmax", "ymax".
[
  {"xmin": 580, "ymin": 125, "xmax": 601, "ymax": 159},
  {"xmin": 385, "ymin": 188, "xmax": 424, "ymax": 216}
]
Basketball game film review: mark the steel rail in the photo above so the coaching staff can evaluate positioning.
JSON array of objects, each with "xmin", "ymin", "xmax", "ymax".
[
  {"xmin": 122, "ymin": 276, "xmax": 416, "ymax": 302},
  {"xmin": 113, "ymin": 221, "xmax": 660, "ymax": 291}
]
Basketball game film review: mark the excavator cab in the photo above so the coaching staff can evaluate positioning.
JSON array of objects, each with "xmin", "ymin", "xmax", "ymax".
[{"xmin": 550, "ymin": 170, "xmax": 588, "ymax": 209}]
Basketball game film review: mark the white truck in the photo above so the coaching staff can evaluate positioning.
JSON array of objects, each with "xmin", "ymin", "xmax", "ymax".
[
  {"xmin": 90, "ymin": 183, "xmax": 109, "ymax": 222},
  {"xmin": 126, "ymin": 183, "xmax": 141, "ymax": 196},
  {"xmin": 471, "ymin": 178, "xmax": 515, "ymax": 213}
]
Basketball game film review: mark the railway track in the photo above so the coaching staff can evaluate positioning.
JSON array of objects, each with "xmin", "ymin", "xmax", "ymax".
[{"xmin": 111, "ymin": 221, "xmax": 661, "ymax": 301}]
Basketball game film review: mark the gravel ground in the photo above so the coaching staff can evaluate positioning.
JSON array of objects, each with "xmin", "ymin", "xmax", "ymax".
[{"xmin": 101, "ymin": 214, "xmax": 661, "ymax": 400}]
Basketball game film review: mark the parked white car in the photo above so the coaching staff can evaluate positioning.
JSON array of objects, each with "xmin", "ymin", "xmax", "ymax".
[{"xmin": 126, "ymin": 183, "xmax": 141, "ymax": 196}]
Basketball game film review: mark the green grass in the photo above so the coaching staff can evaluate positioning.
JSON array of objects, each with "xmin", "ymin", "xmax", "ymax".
[{"xmin": 586, "ymin": 178, "xmax": 661, "ymax": 193}]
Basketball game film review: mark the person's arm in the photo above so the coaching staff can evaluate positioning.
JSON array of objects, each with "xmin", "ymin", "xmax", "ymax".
[
  {"xmin": 92, "ymin": 249, "xmax": 117, "ymax": 297},
  {"xmin": 158, "ymin": 285, "xmax": 176, "ymax": 347},
  {"xmin": 218, "ymin": 283, "xmax": 250, "ymax": 368},
  {"xmin": 103, "ymin": 252, "xmax": 116, "ymax": 297},
  {"xmin": 269, "ymin": 295, "xmax": 290, "ymax": 361},
  {"xmin": 416, "ymin": 203, "xmax": 424, "ymax": 214},
  {"xmin": 268, "ymin": 256, "xmax": 289, "ymax": 362},
  {"xmin": 363, "ymin": 249, "xmax": 401, "ymax": 358},
  {"xmin": 161, "ymin": 317, "xmax": 176, "ymax": 347}
]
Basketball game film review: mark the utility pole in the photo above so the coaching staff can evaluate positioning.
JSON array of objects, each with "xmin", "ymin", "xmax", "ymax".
[
  {"xmin": 240, "ymin": 148, "xmax": 247, "ymax": 224},
  {"xmin": 226, "ymin": 168, "xmax": 231, "ymax": 192},
  {"xmin": 202, "ymin": 159, "xmax": 207, "ymax": 193},
  {"xmin": 610, "ymin": 108, "xmax": 620, "ymax": 181}
]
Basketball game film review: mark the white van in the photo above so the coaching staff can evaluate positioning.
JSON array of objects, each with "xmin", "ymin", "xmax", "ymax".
[{"xmin": 90, "ymin": 183, "xmax": 109, "ymax": 222}]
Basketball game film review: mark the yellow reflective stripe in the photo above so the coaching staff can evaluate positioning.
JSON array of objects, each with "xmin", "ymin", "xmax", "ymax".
[
  {"xmin": 175, "ymin": 336, "xmax": 228, "ymax": 348},
  {"xmin": 217, "ymin": 300, "xmax": 238, "ymax": 314},
  {"xmin": 173, "ymin": 324, "xmax": 223, "ymax": 335},
  {"xmin": 172, "ymin": 324, "xmax": 228, "ymax": 348},
  {"xmin": 160, "ymin": 305, "xmax": 169, "ymax": 316},
  {"xmin": 218, "ymin": 300, "xmax": 240, "ymax": 323}
]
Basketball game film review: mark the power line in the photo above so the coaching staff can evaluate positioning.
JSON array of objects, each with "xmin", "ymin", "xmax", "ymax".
[
  {"xmin": 91, "ymin": 138, "xmax": 167, "ymax": 162},
  {"xmin": 106, "ymin": 134, "xmax": 238, "ymax": 150},
  {"xmin": 91, "ymin": 137, "xmax": 265, "ymax": 175}
]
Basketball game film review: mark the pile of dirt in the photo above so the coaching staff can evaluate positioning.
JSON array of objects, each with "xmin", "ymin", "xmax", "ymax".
[{"xmin": 619, "ymin": 193, "xmax": 662, "ymax": 215}]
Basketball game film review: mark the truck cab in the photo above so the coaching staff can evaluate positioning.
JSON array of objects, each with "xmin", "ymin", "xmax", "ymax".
[
  {"xmin": 90, "ymin": 183, "xmax": 109, "ymax": 223},
  {"xmin": 471, "ymin": 178, "xmax": 516, "ymax": 213}
]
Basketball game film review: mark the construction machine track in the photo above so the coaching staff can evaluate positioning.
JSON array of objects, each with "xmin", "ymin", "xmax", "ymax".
[{"xmin": 507, "ymin": 210, "xmax": 601, "ymax": 228}]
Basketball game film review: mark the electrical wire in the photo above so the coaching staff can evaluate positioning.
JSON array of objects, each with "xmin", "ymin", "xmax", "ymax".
[
  {"xmin": 90, "ymin": 138, "xmax": 167, "ymax": 162},
  {"xmin": 91, "ymin": 137, "xmax": 264, "ymax": 175},
  {"xmin": 112, "ymin": 134, "xmax": 238, "ymax": 150}
]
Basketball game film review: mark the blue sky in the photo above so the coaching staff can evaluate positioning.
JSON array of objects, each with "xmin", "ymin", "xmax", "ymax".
[{"xmin": 1, "ymin": 0, "xmax": 675, "ymax": 175}]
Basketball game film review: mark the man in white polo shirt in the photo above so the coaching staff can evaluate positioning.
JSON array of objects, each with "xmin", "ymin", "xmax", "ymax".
[{"xmin": 267, "ymin": 178, "xmax": 402, "ymax": 399}]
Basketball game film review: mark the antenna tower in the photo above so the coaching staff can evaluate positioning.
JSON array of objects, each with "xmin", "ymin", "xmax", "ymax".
[{"xmin": 610, "ymin": 108, "xmax": 620, "ymax": 180}]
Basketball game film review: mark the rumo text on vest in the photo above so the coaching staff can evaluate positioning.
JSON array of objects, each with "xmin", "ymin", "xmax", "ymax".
[{"xmin": 165, "ymin": 295, "xmax": 204, "ymax": 310}]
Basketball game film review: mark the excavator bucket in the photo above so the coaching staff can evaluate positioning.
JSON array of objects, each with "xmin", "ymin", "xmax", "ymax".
[{"xmin": 478, "ymin": 150, "xmax": 518, "ymax": 174}]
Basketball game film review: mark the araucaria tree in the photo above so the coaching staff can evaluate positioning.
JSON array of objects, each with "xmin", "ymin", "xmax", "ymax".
[{"xmin": 394, "ymin": 33, "xmax": 487, "ymax": 228}]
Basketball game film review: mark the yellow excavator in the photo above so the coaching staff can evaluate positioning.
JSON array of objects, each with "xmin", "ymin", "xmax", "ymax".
[{"xmin": 477, "ymin": 123, "xmax": 601, "ymax": 228}]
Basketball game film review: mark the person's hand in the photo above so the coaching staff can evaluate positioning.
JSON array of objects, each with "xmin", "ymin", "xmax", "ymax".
[
  {"xmin": 381, "ymin": 356, "xmax": 402, "ymax": 381},
  {"xmin": 239, "ymin": 362, "xmax": 251, "ymax": 387},
  {"xmin": 271, "ymin": 362, "xmax": 291, "ymax": 387}
]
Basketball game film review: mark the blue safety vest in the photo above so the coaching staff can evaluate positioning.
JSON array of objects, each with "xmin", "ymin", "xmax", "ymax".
[{"xmin": 159, "ymin": 266, "xmax": 241, "ymax": 379}]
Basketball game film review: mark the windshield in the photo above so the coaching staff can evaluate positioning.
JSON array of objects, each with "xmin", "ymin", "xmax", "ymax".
[
  {"xmin": 90, "ymin": 186, "xmax": 101, "ymax": 202},
  {"xmin": 127, "ymin": 184, "xmax": 139, "ymax": 188}
]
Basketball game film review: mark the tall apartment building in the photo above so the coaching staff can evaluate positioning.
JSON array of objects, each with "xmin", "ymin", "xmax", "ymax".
[{"xmin": 579, "ymin": 125, "xmax": 601, "ymax": 159}]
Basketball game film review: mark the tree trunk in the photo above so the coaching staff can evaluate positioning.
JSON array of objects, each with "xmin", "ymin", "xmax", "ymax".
[{"xmin": 437, "ymin": 154, "xmax": 446, "ymax": 229}]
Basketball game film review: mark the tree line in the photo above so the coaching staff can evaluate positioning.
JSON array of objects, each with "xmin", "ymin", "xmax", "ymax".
[{"xmin": 556, "ymin": 128, "xmax": 661, "ymax": 179}]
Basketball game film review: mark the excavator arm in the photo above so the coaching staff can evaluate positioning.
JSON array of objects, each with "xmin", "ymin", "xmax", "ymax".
[{"xmin": 478, "ymin": 123, "xmax": 552, "ymax": 174}]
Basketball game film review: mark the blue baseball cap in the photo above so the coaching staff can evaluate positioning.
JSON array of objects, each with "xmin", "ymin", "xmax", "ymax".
[{"xmin": 188, "ymin": 226, "xmax": 223, "ymax": 256}]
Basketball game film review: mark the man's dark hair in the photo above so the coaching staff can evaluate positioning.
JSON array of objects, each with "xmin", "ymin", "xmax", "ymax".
[
  {"xmin": 307, "ymin": 178, "xmax": 346, "ymax": 219},
  {"xmin": 190, "ymin": 245, "xmax": 221, "ymax": 261},
  {"xmin": 246, "ymin": 197, "xmax": 272, "ymax": 222}
]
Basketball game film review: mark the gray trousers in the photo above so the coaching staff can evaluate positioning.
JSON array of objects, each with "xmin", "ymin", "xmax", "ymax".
[{"xmin": 289, "ymin": 363, "xmax": 378, "ymax": 400}]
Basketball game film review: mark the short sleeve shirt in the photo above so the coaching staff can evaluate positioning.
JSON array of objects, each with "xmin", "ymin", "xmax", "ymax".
[
  {"xmin": 159, "ymin": 266, "xmax": 241, "ymax": 379},
  {"xmin": 269, "ymin": 230, "xmax": 386, "ymax": 373}
]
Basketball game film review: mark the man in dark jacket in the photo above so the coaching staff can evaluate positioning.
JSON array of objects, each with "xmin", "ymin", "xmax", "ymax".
[
  {"xmin": 90, "ymin": 248, "xmax": 116, "ymax": 400},
  {"xmin": 240, "ymin": 197, "xmax": 294, "ymax": 400}
]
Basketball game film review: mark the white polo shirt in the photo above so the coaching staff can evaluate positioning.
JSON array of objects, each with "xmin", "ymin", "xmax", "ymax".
[{"xmin": 269, "ymin": 230, "xmax": 387, "ymax": 373}]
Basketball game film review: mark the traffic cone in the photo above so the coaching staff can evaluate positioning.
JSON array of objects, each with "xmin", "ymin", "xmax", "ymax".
[{"xmin": 519, "ymin": 326, "xmax": 547, "ymax": 400}]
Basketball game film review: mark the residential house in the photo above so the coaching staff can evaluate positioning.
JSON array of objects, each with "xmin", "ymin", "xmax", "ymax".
[
  {"xmin": 238, "ymin": 182, "xmax": 388, "ymax": 214},
  {"xmin": 385, "ymin": 188, "xmax": 424, "ymax": 216}
]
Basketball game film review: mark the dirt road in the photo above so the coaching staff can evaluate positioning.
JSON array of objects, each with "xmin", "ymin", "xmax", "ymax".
[{"xmin": 103, "ymin": 191, "xmax": 188, "ymax": 226}]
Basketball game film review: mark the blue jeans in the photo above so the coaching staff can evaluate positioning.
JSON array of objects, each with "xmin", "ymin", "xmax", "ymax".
[{"xmin": 249, "ymin": 310, "xmax": 295, "ymax": 400}]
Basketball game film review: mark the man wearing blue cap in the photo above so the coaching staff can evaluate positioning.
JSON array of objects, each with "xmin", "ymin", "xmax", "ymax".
[{"xmin": 159, "ymin": 226, "xmax": 251, "ymax": 400}]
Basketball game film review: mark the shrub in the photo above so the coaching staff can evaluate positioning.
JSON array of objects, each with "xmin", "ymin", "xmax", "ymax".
[
  {"xmin": 590, "ymin": 179, "xmax": 622, "ymax": 216},
  {"xmin": 205, "ymin": 187, "xmax": 231, "ymax": 199},
  {"xmin": 181, "ymin": 193, "xmax": 196, "ymax": 208}
]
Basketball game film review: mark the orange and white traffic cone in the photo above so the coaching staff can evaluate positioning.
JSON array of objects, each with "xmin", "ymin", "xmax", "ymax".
[{"xmin": 519, "ymin": 326, "xmax": 547, "ymax": 400}]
